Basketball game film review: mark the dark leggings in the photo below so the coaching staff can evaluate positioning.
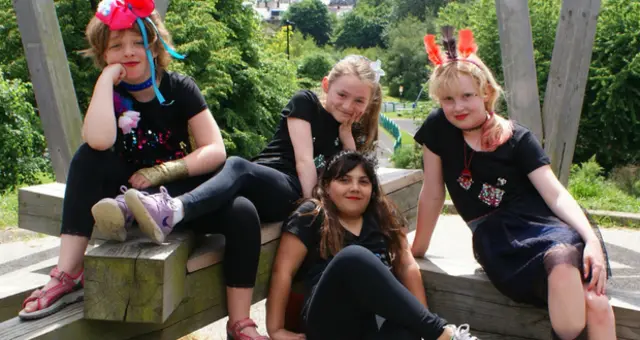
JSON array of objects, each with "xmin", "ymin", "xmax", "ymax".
[
  {"xmin": 304, "ymin": 245, "xmax": 448, "ymax": 340},
  {"xmin": 178, "ymin": 156, "xmax": 302, "ymax": 224},
  {"xmin": 60, "ymin": 144, "xmax": 261, "ymax": 287}
]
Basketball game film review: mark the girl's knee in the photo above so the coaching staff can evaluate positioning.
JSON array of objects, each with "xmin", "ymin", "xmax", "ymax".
[
  {"xmin": 333, "ymin": 245, "xmax": 374, "ymax": 266},
  {"xmin": 585, "ymin": 289, "xmax": 613, "ymax": 323},
  {"xmin": 70, "ymin": 143, "xmax": 112, "ymax": 167},
  {"xmin": 226, "ymin": 156, "xmax": 248, "ymax": 171}
]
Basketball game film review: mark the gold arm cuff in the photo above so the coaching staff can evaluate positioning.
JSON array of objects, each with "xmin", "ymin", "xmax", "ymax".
[{"xmin": 137, "ymin": 159, "xmax": 189, "ymax": 186}]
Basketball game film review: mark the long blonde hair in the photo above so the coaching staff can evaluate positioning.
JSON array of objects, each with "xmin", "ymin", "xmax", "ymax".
[
  {"xmin": 325, "ymin": 55, "xmax": 382, "ymax": 153},
  {"xmin": 429, "ymin": 54, "xmax": 513, "ymax": 151}
]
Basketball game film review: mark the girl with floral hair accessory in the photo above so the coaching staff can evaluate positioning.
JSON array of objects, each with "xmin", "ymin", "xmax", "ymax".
[
  {"xmin": 17, "ymin": 0, "xmax": 264, "ymax": 331},
  {"xmin": 412, "ymin": 26, "xmax": 616, "ymax": 339}
]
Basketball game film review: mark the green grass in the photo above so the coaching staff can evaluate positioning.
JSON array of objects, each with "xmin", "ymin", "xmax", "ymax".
[{"xmin": 0, "ymin": 172, "xmax": 54, "ymax": 229}]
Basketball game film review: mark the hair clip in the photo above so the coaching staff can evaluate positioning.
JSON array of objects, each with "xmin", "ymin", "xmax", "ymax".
[{"xmin": 370, "ymin": 59, "xmax": 385, "ymax": 83}]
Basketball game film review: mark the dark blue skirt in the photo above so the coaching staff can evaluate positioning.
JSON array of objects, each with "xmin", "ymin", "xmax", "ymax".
[{"xmin": 470, "ymin": 209, "xmax": 587, "ymax": 307}]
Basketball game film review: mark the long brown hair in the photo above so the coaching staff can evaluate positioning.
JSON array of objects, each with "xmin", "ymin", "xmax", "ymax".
[
  {"xmin": 82, "ymin": 10, "xmax": 174, "ymax": 73},
  {"xmin": 324, "ymin": 55, "xmax": 382, "ymax": 152},
  {"xmin": 304, "ymin": 151, "xmax": 406, "ymax": 261}
]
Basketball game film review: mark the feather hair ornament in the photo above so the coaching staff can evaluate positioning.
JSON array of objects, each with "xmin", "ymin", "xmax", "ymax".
[
  {"xmin": 440, "ymin": 26, "xmax": 457, "ymax": 60},
  {"xmin": 423, "ymin": 34, "xmax": 444, "ymax": 66},
  {"xmin": 457, "ymin": 29, "xmax": 477, "ymax": 58}
]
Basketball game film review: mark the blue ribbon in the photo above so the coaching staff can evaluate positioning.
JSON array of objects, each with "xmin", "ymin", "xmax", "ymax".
[{"xmin": 133, "ymin": 16, "xmax": 186, "ymax": 105}]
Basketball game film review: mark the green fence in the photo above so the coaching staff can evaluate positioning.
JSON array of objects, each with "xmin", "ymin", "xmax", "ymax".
[{"xmin": 379, "ymin": 113, "xmax": 401, "ymax": 151}]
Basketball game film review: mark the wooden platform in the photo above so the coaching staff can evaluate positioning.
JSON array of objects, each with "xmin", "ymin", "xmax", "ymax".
[
  {"xmin": 413, "ymin": 216, "xmax": 640, "ymax": 340},
  {"xmin": 1, "ymin": 168, "xmax": 423, "ymax": 339}
]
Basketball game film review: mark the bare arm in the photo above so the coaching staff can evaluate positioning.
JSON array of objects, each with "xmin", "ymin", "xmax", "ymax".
[
  {"xmin": 288, "ymin": 117, "xmax": 317, "ymax": 198},
  {"xmin": 266, "ymin": 232, "xmax": 308, "ymax": 338},
  {"xmin": 528, "ymin": 165, "xmax": 598, "ymax": 243},
  {"xmin": 411, "ymin": 145, "xmax": 446, "ymax": 257},
  {"xmin": 182, "ymin": 109, "xmax": 226, "ymax": 176},
  {"xmin": 529, "ymin": 165, "xmax": 608, "ymax": 293},
  {"xmin": 82, "ymin": 65, "xmax": 125, "ymax": 151},
  {"xmin": 394, "ymin": 232, "xmax": 428, "ymax": 307}
]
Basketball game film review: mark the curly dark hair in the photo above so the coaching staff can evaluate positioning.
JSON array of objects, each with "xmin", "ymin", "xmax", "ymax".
[{"xmin": 305, "ymin": 151, "xmax": 407, "ymax": 260}]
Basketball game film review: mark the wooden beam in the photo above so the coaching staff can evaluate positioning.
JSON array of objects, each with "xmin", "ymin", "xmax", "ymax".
[
  {"xmin": 495, "ymin": 0, "xmax": 543, "ymax": 142},
  {"xmin": 12, "ymin": 0, "xmax": 83, "ymax": 184},
  {"xmin": 83, "ymin": 232, "xmax": 194, "ymax": 323},
  {"xmin": 155, "ymin": 0, "xmax": 170, "ymax": 18},
  {"xmin": 542, "ymin": 0, "xmax": 601, "ymax": 186}
]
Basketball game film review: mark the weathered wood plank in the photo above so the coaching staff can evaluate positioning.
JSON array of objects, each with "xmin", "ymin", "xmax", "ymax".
[
  {"xmin": 542, "ymin": 0, "xmax": 601, "ymax": 186},
  {"xmin": 84, "ymin": 232, "xmax": 194, "ymax": 323},
  {"xmin": 495, "ymin": 0, "xmax": 543, "ymax": 141},
  {"xmin": 0, "ymin": 240, "xmax": 280, "ymax": 340},
  {"xmin": 18, "ymin": 168, "xmax": 422, "ymax": 238},
  {"xmin": 12, "ymin": 0, "xmax": 83, "ymax": 183}
]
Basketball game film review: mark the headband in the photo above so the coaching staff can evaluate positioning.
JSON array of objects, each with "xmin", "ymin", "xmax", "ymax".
[
  {"xmin": 424, "ymin": 26, "xmax": 480, "ymax": 69},
  {"xmin": 96, "ymin": 0, "xmax": 185, "ymax": 104}
]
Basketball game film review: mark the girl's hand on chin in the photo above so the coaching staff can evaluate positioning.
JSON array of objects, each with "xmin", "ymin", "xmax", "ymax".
[{"xmin": 102, "ymin": 63, "xmax": 127, "ymax": 85}]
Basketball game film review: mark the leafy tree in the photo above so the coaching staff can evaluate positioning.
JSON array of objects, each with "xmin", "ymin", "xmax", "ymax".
[
  {"xmin": 0, "ymin": 70, "xmax": 51, "ymax": 190},
  {"xmin": 333, "ymin": 11, "xmax": 386, "ymax": 49},
  {"xmin": 297, "ymin": 53, "xmax": 335, "ymax": 81},
  {"xmin": 577, "ymin": 0, "xmax": 640, "ymax": 169},
  {"xmin": 283, "ymin": 0, "xmax": 332, "ymax": 46},
  {"xmin": 383, "ymin": 16, "xmax": 431, "ymax": 100},
  {"xmin": 264, "ymin": 25, "xmax": 321, "ymax": 61}
]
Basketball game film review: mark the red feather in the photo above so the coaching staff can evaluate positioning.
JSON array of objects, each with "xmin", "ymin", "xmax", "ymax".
[
  {"xmin": 424, "ymin": 35, "xmax": 443, "ymax": 66},
  {"xmin": 457, "ymin": 29, "xmax": 477, "ymax": 58}
]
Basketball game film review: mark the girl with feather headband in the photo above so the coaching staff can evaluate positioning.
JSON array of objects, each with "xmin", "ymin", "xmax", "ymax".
[{"xmin": 412, "ymin": 26, "xmax": 616, "ymax": 340}]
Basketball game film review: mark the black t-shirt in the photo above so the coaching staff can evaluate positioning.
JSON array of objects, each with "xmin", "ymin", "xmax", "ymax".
[
  {"xmin": 413, "ymin": 108, "xmax": 553, "ymax": 222},
  {"xmin": 252, "ymin": 90, "xmax": 342, "ymax": 177},
  {"xmin": 283, "ymin": 201, "xmax": 393, "ymax": 297},
  {"xmin": 113, "ymin": 71, "xmax": 208, "ymax": 166}
]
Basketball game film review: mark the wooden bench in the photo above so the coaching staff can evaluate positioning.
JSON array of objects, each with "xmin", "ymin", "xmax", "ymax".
[
  {"xmin": 414, "ymin": 216, "xmax": 640, "ymax": 340},
  {"xmin": 0, "ymin": 167, "xmax": 423, "ymax": 339}
]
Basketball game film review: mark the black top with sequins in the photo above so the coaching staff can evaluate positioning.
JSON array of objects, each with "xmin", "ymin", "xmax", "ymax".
[
  {"xmin": 413, "ymin": 108, "xmax": 553, "ymax": 222},
  {"xmin": 283, "ymin": 201, "xmax": 393, "ymax": 307},
  {"xmin": 113, "ymin": 71, "xmax": 208, "ymax": 166},
  {"xmin": 252, "ymin": 90, "xmax": 342, "ymax": 177}
]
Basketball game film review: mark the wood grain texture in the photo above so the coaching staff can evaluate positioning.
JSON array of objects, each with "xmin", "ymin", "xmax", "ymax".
[
  {"xmin": 542, "ymin": 0, "xmax": 601, "ymax": 186},
  {"xmin": 495, "ymin": 0, "xmax": 543, "ymax": 141},
  {"xmin": 84, "ymin": 232, "xmax": 194, "ymax": 323},
  {"xmin": 12, "ymin": 0, "xmax": 83, "ymax": 183}
]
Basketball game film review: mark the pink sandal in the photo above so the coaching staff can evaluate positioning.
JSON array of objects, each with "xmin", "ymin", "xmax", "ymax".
[
  {"xmin": 227, "ymin": 317, "xmax": 269, "ymax": 340},
  {"xmin": 18, "ymin": 266, "xmax": 84, "ymax": 320}
]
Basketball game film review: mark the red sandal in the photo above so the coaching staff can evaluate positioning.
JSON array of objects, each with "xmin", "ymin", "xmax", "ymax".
[
  {"xmin": 18, "ymin": 266, "xmax": 84, "ymax": 320},
  {"xmin": 227, "ymin": 317, "xmax": 270, "ymax": 340}
]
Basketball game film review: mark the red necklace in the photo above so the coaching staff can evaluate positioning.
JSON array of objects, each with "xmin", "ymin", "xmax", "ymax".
[{"xmin": 457, "ymin": 143, "xmax": 474, "ymax": 190}]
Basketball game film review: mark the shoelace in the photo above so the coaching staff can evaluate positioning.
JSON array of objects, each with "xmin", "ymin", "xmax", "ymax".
[
  {"xmin": 158, "ymin": 186, "xmax": 180, "ymax": 211},
  {"xmin": 454, "ymin": 324, "xmax": 477, "ymax": 340}
]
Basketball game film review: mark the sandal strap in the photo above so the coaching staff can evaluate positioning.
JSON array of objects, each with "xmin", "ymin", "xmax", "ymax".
[{"xmin": 49, "ymin": 267, "xmax": 84, "ymax": 287}]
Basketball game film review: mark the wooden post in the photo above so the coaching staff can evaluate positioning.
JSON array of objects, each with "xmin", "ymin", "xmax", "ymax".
[
  {"xmin": 495, "ymin": 0, "xmax": 543, "ymax": 142},
  {"xmin": 12, "ymin": 0, "xmax": 83, "ymax": 183},
  {"xmin": 156, "ymin": 0, "xmax": 169, "ymax": 18},
  {"xmin": 542, "ymin": 0, "xmax": 601, "ymax": 186}
]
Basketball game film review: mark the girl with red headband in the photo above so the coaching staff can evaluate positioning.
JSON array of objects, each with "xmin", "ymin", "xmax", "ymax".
[
  {"xmin": 18, "ymin": 2, "xmax": 268, "ymax": 338},
  {"xmin": 412, "ymin": 26, "xmax": 616, "ymax": 340}
]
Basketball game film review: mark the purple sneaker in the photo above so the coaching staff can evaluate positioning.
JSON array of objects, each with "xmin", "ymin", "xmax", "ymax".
[
  {"xmin": 124, "ymin": 186, "xmax": 178, "ymax": 244},
  {"xmin": 91, "ymin": 186, "xmax": 133, "ymax": 242}
]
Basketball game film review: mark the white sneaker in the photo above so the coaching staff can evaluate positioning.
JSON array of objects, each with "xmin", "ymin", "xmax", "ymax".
[{"xmin": 447, "ymin": 324, "xmax": 478, "ymax": 340}]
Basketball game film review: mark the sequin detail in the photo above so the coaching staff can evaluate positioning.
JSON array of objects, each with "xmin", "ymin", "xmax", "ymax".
[{"xmin": 478, "ymin": 183, "xmax": 505, "ymax": 207}]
